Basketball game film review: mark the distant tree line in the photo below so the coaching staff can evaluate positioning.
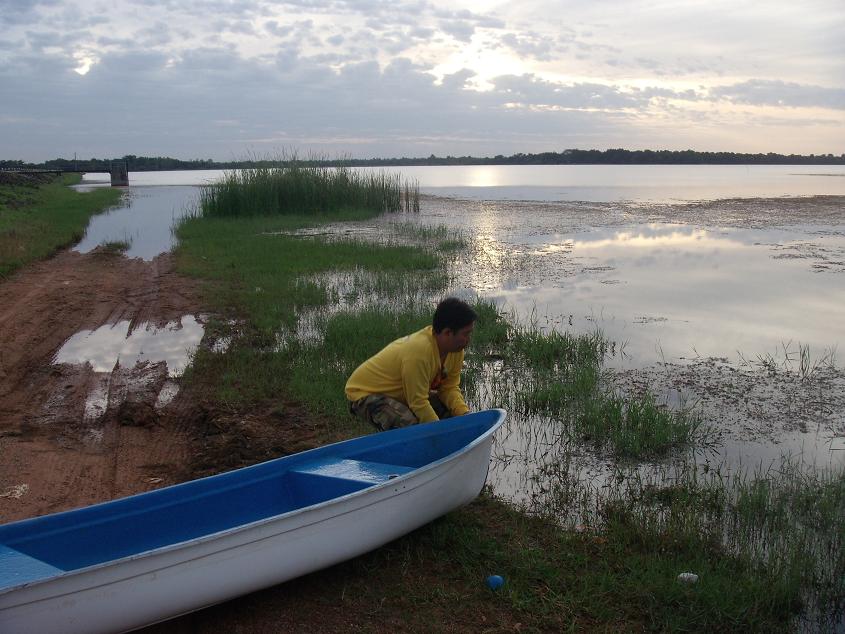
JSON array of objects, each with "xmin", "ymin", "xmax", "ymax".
[{"xmin": 2, "ymin": 148, "xmax": 844, "ymax": 172}]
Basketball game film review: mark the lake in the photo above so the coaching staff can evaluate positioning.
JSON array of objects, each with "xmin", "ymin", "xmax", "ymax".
[{"xmin": 83, "ymin": 163, "xmax": 845, "ymax": 201}]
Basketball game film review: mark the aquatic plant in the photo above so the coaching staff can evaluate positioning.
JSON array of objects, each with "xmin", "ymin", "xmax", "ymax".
[{"xmin": 198, "ymin": 161, "xmax": 420, "ymax": 218}]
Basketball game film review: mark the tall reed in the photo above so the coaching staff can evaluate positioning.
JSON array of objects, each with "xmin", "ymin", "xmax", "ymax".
[{"xmin": 199, "ymin": 162, "xmax": 420, "ymax": 218}]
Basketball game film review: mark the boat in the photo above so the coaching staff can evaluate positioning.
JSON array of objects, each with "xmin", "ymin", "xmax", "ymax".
[{"xmin": 0, "ymin": 408, "xmax": 506, "ymax": 633}]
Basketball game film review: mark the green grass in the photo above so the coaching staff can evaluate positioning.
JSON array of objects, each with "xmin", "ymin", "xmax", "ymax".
[
  {"xmin": 334, "ymin": 493, "xmax": 802, "ymax": 632},
  {"xmin": 0, "ymin": 174, "xmax": 124, "ymax": 277},
  {"xmin": 97, "ymin": 239, "xmax": 132, "ymax": 254},
  {"xmin": 174, "ymin": 212, "xmax": 439, "ymax": 406}
]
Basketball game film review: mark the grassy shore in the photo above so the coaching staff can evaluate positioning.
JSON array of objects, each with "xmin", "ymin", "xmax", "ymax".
[
  {"xmin": 0, "ymin": 173, "xmax": 124, "ymax": 278},
  {"xmin": 172, "ymin": 166, "xmax": 842, "ymax": 631}
]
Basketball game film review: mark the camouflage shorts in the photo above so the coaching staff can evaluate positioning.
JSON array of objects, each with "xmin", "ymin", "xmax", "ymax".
[{"xmin": 348, "ymin": 393, "xmax": 451, "ymax": 431}]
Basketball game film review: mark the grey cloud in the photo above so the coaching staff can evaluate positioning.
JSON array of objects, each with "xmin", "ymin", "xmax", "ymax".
[
  {"xmin": 3, "ymin": 1, "xmax": 843, "ymax": 161},
  {"xmin": 437, "ymin": 20, "xmax": 475, "ymax": 43},
  {"xmin": 24, "ymin": 28, "xmax": 89, "ymax": 51},
  {"xmin": 491, "ymin": 74, "xmax": 642, "ymax": 110},
  {"xmin": 432, "ymin": 6, "xmax": 506, "ymax": 42},
  {"xmin": 134, "ymin": 23, "xmax": 176, "ymax": 48},
  {"xmin": 0, "ymin": 44, "xmax": 636, "ymax": 160},
  {"xmin": 0, "ymin": 0, "xmax": 59, "ymax": 26},
  {"xmin": 214, "ymin": 19, "xmax": 258, "ymax": 36},
  {"xmin": 265, "ymin": 19, "xmax": 314, "ymax": 38},
  {"xmin": 409, "ymin": 26, "xmax": 434, "ymax": 39},
  {"xmin": 712, "ymin": 80, "xmax": 845, "ymax": 110},
  {"xmin": 264, "ymin": 21, "xmax": 292, "ymax": 37},
  {"xmin": 433, "ymin": 8, "xmax": 504, "ymax": 29},
  {"xmin": 441, "ymin": 68, "xmax": 475, "ymax": 90},
  {"xmin": 97, "ymin": 35, "xmax": 137, "ymax": 48},
  {"xmin": 496, "ymin": 31, "xmax": 570, "ymax": 62}
]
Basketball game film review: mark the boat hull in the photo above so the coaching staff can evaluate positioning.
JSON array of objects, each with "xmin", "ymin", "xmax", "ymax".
[{"xmin": 0, "ymin": 409, "xmax": 505, "ymax": 633}]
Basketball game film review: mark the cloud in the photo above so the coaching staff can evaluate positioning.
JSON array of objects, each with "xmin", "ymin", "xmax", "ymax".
[
  {"xmin": 490, "ymin": 74, "xmax": 644, "ymax": 110},
  {"xmin": 712, "ymin": 80, "xmax": 845, "ymax": 110},
  {"xmin": 497, "ymin": 32, "xmax": 561, "ymax": 62},
  {"xmin": 0, "ymin": 0, "xmax": 843, "ymax": 160},
  {"xmin": 0, "ymin": 0, "xmax": 59, "ymax": 27}
]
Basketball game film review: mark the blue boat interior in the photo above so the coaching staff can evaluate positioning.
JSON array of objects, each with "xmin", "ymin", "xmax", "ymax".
[{"xmin": 0, "ymin": 409, "xmax": 503, "ymax": 590}]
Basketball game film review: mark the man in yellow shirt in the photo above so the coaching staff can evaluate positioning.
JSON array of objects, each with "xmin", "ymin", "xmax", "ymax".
[{"xmin": 345, "ymin": 297, "xmax": 476, "ymax": 430}]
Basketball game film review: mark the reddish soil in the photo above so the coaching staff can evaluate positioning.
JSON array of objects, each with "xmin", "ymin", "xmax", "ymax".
[
  {"xmin": 0, "ymin": 249, "xmax": 204, "ymax": 522},
  {"xmin": 0, "ymin": 247, "xmax": 337, "ymax": 522}
]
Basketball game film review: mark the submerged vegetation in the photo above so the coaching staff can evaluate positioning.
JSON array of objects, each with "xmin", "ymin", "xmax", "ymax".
[
  {"xmin": 463, "ymin": 308, "xmax": 705, "ymax": 459},
  {"xmin": 0, "ymin": 173, "xmax": 123, "ymax": 278},
  {"xmin": 173, "ymin": 167, "xmax": 844, "ymax": 630}
]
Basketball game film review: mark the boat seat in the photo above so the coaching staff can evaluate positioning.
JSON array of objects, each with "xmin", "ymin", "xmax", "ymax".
[
  {"xmin": 0, "ymin": 544, "xmax": 64, "ymax": 587},
  {"xmin": 290, "ymin": 458, "xmax": 414, "ymax": 484}
]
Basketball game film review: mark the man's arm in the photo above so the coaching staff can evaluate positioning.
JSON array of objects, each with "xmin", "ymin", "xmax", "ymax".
[
  {"xmin": 401, "ymin": 357, "xmax": 440, "ymax": 423},
  {"xmin": 437, "ymin": 351, "xmax": 470, "ymax": 416}
]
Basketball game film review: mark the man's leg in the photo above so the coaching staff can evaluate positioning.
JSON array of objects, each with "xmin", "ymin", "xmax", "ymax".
[{"xmin": 349, "ymin": 394, "xmax": 418, "ymax": 431}]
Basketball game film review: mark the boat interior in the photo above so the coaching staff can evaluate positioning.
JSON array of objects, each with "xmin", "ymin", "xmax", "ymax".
[{"xmin": 0, "ymin": 411, "xmax": 499, "ymax": 588}]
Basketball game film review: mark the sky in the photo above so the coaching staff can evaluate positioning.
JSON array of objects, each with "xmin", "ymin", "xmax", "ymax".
[{"xmin": 1, "ymin": 0, "xmax": 843, "ymax": 161}]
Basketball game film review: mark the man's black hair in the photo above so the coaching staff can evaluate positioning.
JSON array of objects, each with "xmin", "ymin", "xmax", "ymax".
[{"xmin": 432, "ymin": 297, "xmax": 477, "ymax": 333}]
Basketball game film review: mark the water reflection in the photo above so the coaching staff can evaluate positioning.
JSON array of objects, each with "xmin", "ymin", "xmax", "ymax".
[
  {"xmin": 443, "ymin": 217, "xmax": 845, "ymax": 368},
  {"xmin": 54, "ymin": 316, "xmax": 205, "ymax": 377}
]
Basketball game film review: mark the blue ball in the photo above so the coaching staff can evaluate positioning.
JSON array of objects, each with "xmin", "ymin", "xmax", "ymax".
[{"xmin": 486, "ymin": 574, "xmax": 505, "ymax": 590}]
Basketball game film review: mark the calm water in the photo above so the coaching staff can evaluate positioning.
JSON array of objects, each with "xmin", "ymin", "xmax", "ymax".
[{"xmin": 83, "ymin": 164, "xmax": 845, "ymax": 201}]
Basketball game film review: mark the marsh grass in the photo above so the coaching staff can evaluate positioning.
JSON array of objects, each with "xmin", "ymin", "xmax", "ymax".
[
  {"xmin": 286, "ymin": 304, "xmax": 433, "ymax": 420},
  {"xmin": 199, "ymin": 162, "xmax": 419, "ymax": 218},
  {"xmin": 0, "ymin": 174, "xmax": 123, "ymax": 277},
  {"xmin": 617, "ymin": 460, "xmax": 843, "ymax": 623},
  {"xmin": 387, "ymin": 220, "xmax": 468, "ymax": 251},
  {"xmin": 738, "ymin": 340, "xmax": 838, "ymax": 380},
  {"xmin": 97, "ymin": 238, "xmax": 132, "ymax": 254},
  {"xmin": 391, "ymin": 492, "xmax": 804, "ymax": 632},
  {"xmin": 464, "ymin": 303, "xmax": 704, "ymax": 458}
]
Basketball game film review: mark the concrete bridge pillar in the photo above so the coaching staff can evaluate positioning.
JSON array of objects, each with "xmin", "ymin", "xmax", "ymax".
[{"xmin": 110, "ymin": 162, "xmax": 129, "ymax": 186}]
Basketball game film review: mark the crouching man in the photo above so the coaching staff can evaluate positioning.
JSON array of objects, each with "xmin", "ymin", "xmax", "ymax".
[{"xmin": 345, "ymin": 297, "xmax": 476, "ymax": 431}]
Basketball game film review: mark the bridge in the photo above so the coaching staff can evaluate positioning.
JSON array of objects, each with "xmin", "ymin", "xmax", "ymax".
[{"xmin": 0, "ymin": 162, "xmax": 129, "ymax": 186}]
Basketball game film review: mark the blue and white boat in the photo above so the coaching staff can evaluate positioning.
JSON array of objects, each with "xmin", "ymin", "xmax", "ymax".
[{"xmin": 0, "ymin": 409, "xmax": 505, "ymax": 633}]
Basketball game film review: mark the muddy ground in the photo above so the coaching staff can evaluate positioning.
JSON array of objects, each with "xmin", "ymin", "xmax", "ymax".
[
  {"xmin": 0, "ymin": 246, "xmax": 337, "ymax": 524},
  {"xmin": 0, "ymin": 248, "xmax": 198, "ymax": 521}
]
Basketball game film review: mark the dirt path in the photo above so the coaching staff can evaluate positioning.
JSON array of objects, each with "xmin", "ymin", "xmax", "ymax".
[{"xmin": 0, "ymin": 248, "xmax": 203, "ymax": 523}]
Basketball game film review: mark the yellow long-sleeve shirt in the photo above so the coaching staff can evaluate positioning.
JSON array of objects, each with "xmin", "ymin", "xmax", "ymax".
[{"xmin": 344, "ymin": 326, "xmax": 470, "ymax": 423}]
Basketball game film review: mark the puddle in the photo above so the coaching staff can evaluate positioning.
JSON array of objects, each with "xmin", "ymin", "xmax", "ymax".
[
  {"xmin": 54, "ymin": 315, "xmax": 205, "ymax": 377},
  {"xmin": 154, "ymin": 380, "xmax": 181, "ymax": 410},
  {"xmin": 73, "ymin": 186, "xmax": 198, "ymax": 260}
]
